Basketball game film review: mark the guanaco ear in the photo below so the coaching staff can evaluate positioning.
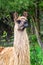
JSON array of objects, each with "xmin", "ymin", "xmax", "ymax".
[
  {"xmin": 13, "ymin": 12, "xmax": 18, "ymax": 21},
  {"xmin": 23, "ymin": 11, "xmax": 28, "ymax": 17},
  {"xmin": 10, "ymin": 12, "xmax": 18, "ymax": 22}
]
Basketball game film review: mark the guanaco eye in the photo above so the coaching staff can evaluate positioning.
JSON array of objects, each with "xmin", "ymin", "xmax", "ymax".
[{"xmin": 17, "ymin": 20, "xmax": 21, "ymax": 24}]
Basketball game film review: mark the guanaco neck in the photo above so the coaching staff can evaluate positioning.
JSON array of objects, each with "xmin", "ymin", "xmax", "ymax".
[{"xmin": 14, "ymin": 24, "xmax": 29, "ymax": 48}]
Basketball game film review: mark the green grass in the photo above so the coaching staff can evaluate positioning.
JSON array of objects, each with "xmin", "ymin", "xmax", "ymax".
[{"xmin": 29, "ymin": 35, "xmax": 43, "ymax": 65}]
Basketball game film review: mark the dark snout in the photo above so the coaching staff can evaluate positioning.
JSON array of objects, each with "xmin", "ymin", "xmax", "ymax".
[{"xmin": 24, "ymin": 22, "xmax": 28, "ymax": 28}]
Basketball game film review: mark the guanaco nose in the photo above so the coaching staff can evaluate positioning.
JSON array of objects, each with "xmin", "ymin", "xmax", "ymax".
[{"xmin": 24, "ymin": 21, "xmax": 28, "ymax": 28}]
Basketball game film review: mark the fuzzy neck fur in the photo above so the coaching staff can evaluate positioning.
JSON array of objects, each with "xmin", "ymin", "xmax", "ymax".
[
  {"xmin": 14, "ymin": 24, "xmax": 30, "ymax": 65},
  {"xmin": 14, "ymin": 24, "xmax": 29, "ymax": 48}
]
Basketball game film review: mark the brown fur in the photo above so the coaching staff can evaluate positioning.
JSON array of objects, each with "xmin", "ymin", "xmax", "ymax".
[
  {"xmin": 0, "ymin": 12, "xmax": 30, "ymax": 65},
  {"xmin": 0, "ymin": 47, "xmax": 4, "ymax": 52}
]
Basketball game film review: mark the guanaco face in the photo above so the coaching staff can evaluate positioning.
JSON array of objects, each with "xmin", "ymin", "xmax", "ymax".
[{"xmin": 11, "ymin": 11, "xmax": 28, "ymax": 31}]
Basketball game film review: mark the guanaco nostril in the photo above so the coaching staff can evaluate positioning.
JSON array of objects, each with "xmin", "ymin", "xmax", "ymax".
[
  {"xmin": 24, "ymin": 22, "xmax": 27, "ymax": 24},
  {"xmin": 24, "ymin": 22, "xmax": 28, "ymax": 27}
]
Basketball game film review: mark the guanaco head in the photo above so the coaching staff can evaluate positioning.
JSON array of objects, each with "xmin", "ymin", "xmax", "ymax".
[{"xmin": 11, "ymin": 11, "xmax": 28, "ymax": 31}]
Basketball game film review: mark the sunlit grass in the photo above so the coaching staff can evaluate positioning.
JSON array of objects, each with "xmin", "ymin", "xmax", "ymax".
[{"xmin": 29, "ymin": 35, "xmax": 43, "ymax": 65}]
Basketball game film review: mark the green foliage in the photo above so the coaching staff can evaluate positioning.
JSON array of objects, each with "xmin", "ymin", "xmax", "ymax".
[
  {"xmin": 0, "ymin": 0, "xmax": 34, "ymax": 12},
  {"xmin": 0, "ymin": 0, "xmax": 43, "ymax": 65},
  {"xmin": 2, "ymin": 31, "xmax": 7, "ymax": 38},
  {"xmin": 39, "ymin": 1, "xmax": 43, "ymax": 7},
  {"xmin": 29, "ymin": 35, "xmax": 43, "ymax": 65},
  {"xmin": 29, "ymin": 35, "xmax": 37, "ymax": 42},
  {"xmin": 0, "ymin": 0, "xmax": 43, "ymax": 13}
]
